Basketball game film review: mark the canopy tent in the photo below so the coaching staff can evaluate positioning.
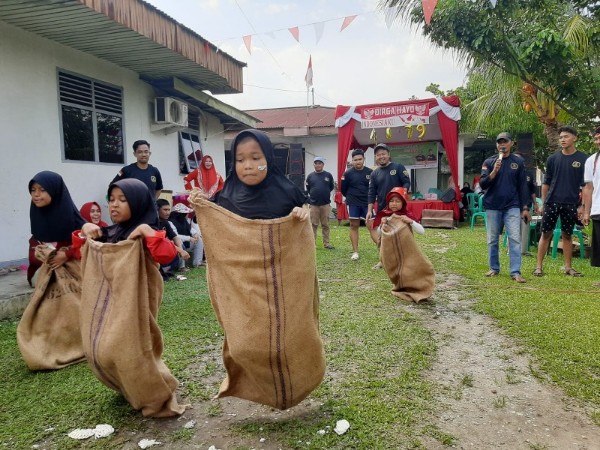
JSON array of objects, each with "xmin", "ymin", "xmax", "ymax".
[{"xmin": 334, "ymin": 96, "xmax": 461, "ymax": 199}]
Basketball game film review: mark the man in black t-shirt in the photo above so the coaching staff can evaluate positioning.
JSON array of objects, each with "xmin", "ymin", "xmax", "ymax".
[
  {"xmin": 366, "ymin": 144, "xmax": 411, "ymax": 251},
  {"xmin": 341, "ymin": 149, "xmax": 373, "ymax": 260},
  {"xmin": 534, "ymin": 126, "xmax": 588, "ymax": 277},
  {"xmin": 112, "ymin": 140, "xmax": 164, "ymax": 199},
  {"xmin": 306, "ymin": 156, "xmax": 335, "ymax": 249},
  {"xmin": 156, "ymin": 199, "xmax": 190, "ymax": 279}
]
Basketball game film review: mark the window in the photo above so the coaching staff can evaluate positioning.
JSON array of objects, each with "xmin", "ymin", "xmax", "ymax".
[
  {"xmin": 58, "ymin": 71, "xmax": 124, "ymax": 164},
  {"xmin": 178, "ymin": 110, "xmax": 204, "ymax": 174}
]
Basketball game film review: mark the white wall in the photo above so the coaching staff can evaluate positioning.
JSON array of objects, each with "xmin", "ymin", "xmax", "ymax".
[{"xmin": 0, "ymin": 21, "xmax": 225, "ymax": 265}]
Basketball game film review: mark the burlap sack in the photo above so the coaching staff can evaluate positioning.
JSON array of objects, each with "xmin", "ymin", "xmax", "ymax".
[
  {"xmin": 189, "ymin": 193, "xmax": 325, "ymax": 410},
  {"xmin": 380, "ymin": 215, "xmax": 435, "ymax": 303},
  {"xmin": 17, "ymin": 245, "xmax": 85, "ymax": 370},
  {"xmin": 80, "ymin": 239, "xmax": 185, "ymax": 418}
]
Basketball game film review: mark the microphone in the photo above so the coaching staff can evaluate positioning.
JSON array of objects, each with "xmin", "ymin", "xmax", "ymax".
[
  {"xmin": 498, "ymin": 152, "xmax": 504, "ymax": 161},
  {"xmin": 257, "ymin": 165, "xmax": 267, "ymax": 171}
]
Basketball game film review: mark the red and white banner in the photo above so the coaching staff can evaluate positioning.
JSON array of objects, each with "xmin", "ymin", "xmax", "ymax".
[
  {"xmin": 360, "ymin": 103, "xmax": 430, "ymax": 129},
  {"xmin": 305, "ymin": 55, "xmax": 313, "ymax": 89}
]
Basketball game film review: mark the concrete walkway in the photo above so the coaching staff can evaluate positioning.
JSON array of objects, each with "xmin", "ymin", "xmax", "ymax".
[{"xmin": 0, "ymin": 270, "xmax": 33, "ymax": 320}]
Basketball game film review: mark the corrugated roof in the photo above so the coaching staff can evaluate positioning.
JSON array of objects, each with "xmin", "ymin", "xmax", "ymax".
[
  {"xmin": 0, "ymin": 0, "xmax": 245, "ymax": 94},
  {"xmin": 245, "ymin": 106, "xmax": 336, "ymax": 130}
]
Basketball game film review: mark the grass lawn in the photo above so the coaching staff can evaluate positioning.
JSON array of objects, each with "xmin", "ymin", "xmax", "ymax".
[{"xmin": 1, "ymin": 222, "xmax": 599, "ymax": 449}]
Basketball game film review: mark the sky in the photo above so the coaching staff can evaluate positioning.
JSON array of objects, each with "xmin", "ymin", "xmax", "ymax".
[{"xmin": 145, "ymin": 0, "xmax": 467, "ymax": 111}]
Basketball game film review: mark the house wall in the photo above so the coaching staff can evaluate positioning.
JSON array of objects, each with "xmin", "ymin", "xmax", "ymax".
[{"xmin": 0, "ymin": 21, "xmax": 225, "ymax": 266}]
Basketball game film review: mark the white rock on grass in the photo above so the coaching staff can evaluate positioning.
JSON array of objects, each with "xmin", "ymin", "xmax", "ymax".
[
  {"xmin": 94, "ymin": 424, "xmax": 114, "ymax": 438},
  {"xmin": 208, "ymin": 446, "xmax": 222, "ymax": 450},
  {"xmin": 138, "ymin": 438, "xmax": 162, "ymax": 449},
  {"xmin": 183, "ymin": 420, "xmax": 196, "ymax": 429},
  {"xmin": 334, "ymin": 419, "xmax": 350, "ymax": 435},
  {"xmin": 67, "ymin": 424, "xmax": 114, "ymax": 440},
  {"xmin": 67, "ymin": 429, "xmax": 95, "ymax": 440}
]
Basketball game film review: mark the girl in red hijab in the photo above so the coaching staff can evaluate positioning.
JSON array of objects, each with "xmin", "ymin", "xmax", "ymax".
[
  {"xmin": 183, "ymin": 155, "xmax": 224, "ymax": 201},
  {"xmin": 79, "ymin": 202, "xmax": 108, "ymax": 227}
]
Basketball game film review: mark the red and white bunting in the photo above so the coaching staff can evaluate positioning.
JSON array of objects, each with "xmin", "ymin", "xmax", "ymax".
[
  {"xmin": 313, "ymin": 22, "xmax": 325, "ymax": 45},
  {"xmin": 340, "ymin": 15, "xmax": 357, "ymax": 32},
  {"xmin": 243, "ymin": 35, "xmax": 252, "ymax": 54},
  {"xmin": 288, "ymin": 26, "xmax": 300, "ymax": 42},
  {"xmin": 422, "ymin": 0, "xmax": 438, "ymax": 25}
]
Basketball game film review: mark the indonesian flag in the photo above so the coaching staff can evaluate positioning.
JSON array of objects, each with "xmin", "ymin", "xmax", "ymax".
[{"xmin": 305, "ymin": 55, "xmax": 313, "ymax": 89}]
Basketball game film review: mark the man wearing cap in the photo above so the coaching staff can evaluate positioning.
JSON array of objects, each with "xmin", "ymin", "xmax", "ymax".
[
  {"xmin": 581, "ymin": 126, "xmax": 600, "ymax": 287},
  {"xmin": 533, "ymin": 125, "xmax": 587, "ymax": 277},
  {"xmin": 480, "ymin": 132, "xmax": 530, "ymax": 283},
  {"xmin": 366, "ymin": 144, "xmax": 411, "ymax": 244},
  {"xmin": 341, "ymin": 149, "xmax": 373, "ymax": 260},
  {"xmin": 306, "ymin": 156, "xmax": 335, "ymax": 249}
]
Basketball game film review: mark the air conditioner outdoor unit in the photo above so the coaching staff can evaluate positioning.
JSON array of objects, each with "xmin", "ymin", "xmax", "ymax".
[{"xmin": 154, "ymin": 97, "xmax": 188, "ymax": 127}]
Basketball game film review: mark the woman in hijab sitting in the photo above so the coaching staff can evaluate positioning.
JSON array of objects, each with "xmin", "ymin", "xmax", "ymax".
[
  {"xmin": 79, "ymin": 201, "xmax": 108, "ymax": 227},
  {"xmin": 183, "ymin": 155, "xmax": 224, "ymax": 201},
  {"xmin": 27, "ymin": 171, "xmax": 86, "ymax": 286}
]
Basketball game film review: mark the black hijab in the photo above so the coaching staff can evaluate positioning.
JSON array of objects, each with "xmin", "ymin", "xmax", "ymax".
[
  {"xmin": 169, "ymin": 212, "xmax": 192, "ymax": 236},
  {"xmin": 102, "ymin": 179, "xmax": 159, "ymax": 243},
  {"xmin": 217, "ymin": 129, "xmax": 307, "ymax": 219},
  {"xmin": 29, "ymin": 171, "xmax": 86, "ymax": 242}
]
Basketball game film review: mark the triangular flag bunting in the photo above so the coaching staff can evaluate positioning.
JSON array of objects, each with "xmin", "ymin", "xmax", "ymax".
[
  {"xmin": 340, "ymin": 15, "xmax": 357, "ymax": 32},
  {"xmin": 288, "ymin": 26, "xmax": 300, "ymax": 42},
  {"xmin": 489, "ymin": 0, "xmax": 497, "ymax": 6},
  {"xmin": 243, "ymin": 35, "xmax": 252, "ymax": 54},
  {"xmin": 313, "ymin": 22, "xmax": 325, "ymax": 45},
  {"xmin": 305, "ymin": 55, "xmax": 313, "ymax": 89},
  {"xmin": 266, "ymin": 31, "xmax": 276, "ymax": 39},
  {"xmin": 422, "ymin": 0, "xmax": 438, "ymax": 25}
]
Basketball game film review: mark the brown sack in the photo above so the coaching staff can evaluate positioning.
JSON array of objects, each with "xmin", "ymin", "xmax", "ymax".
[
  {"xmin": 190, "ymin": 193, "xmax": 325, "ymax": 410},
  {"xmin": 17, "ymin": 245, "xmax": 85, "ymax": 370},
  {"xmin": 80, "ymin": 239, "xmax": 184, "ymax": 418},
  {"xmin": 380, "ymin": 215, "xmax": 435, "ymax": 303}
]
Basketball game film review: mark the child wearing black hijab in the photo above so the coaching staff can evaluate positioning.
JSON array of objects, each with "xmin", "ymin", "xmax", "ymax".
[
  {"xmin": 218, "ymin": 129, "xmax": 308, "ymax": 220},
  {"xmin": 28, "ymin": 171, "xmax": 86, "ymax": 286},
  {"xmin": 75, "ymin": 179, "xmax": 176, "ymax": 263}
]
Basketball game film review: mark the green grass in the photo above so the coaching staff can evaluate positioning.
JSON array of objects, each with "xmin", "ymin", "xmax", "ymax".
[{"xmin": 2, "ymin": 222, "xmax": 600, "ymax": 448}]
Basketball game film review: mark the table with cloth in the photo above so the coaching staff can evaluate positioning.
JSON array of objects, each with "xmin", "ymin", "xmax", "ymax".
[{"xmin": 406, "ymin": 200, "xmax": 460, "ymax": 222}]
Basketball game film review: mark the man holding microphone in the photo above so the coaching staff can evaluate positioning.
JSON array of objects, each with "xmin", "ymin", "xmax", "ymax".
[{"xmin": 479, "ymin": 132, "xmax": 530, "ymax": 283}]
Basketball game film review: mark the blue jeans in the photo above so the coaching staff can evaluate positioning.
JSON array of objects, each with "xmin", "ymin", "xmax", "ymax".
[{"xmin": 486, "ymin": 208, "xmax": 522, "ymax": 276}]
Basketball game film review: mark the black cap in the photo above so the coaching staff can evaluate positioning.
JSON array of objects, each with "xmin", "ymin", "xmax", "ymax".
[
  {"xmin": 496, "ymin": 132, "xmax": 512, "ymax": 142},
  {"xmin": 374, "ymin": 143, "xmax": 389, "ymax": 152}
]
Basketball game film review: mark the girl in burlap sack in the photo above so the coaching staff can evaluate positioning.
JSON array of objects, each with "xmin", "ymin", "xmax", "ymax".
[
  {"xmin": 26, "ymin": 171, "xmax": 86, "ymax": 286},
  {"xmin": 190, "ymin": 129, "xmax": 325, "ymax": 410},
  {"xmin": 73, "ymin": 179, "xmax": 185, "ymax": 417},
  {"xmin": 17, "ymin": 171, "xmax": 87, "ymax": 370},
  {"xmin": 375, "ymin": 187, "xmax": 435, "ymax": 303}
]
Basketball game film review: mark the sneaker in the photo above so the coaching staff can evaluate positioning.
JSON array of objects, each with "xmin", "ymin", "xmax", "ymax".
[{"xmin": 351, "ymin": 252, "xmax": 359, "ymax": 261}]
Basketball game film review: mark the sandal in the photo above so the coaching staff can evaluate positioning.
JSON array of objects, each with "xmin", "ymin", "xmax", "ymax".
[
  {"xmin": 532, "ymin": 268, "xmax": 544, "ymax": 277},
  {"xmin": 485, "ymin": 270, "xmax": 499, "ymax": 277},
  {"xmin": 511, "ymin": 274, "xmax": 526, "ymax": 283},
  {"xmin": 564, "ymin": 268, "xmax": 583, "ymax": 277}
]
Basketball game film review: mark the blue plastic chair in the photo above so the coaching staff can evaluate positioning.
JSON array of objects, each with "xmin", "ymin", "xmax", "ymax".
[{"xmin": 470, "ymin": 195, "xmax": 486, "ymax": 230}]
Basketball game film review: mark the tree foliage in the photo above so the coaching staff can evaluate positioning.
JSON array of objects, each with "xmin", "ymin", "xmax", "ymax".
[{"xmin": 382, "ymin": 0, "xmax": 600, "ymax": 127}]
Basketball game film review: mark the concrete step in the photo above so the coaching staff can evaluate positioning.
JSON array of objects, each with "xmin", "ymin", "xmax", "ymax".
[{"xmin": 0, "ymin": 270, "xmax": 33, "ymax": 320}]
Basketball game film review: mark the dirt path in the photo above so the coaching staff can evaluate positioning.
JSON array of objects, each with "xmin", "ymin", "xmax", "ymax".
[
  {"xmin": 121, "ymin": 273, "xmax": 600, "ymax": 450},
  {"xmin": 412, "ymin": 273, "xmax": 600, "ymax": 450}
]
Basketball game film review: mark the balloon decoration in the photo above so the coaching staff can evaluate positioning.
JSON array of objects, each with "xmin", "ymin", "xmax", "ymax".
[
  {"xmin": 405, "ymin": 124, "xmax": 427, "ymax": 140},
  {"xmin": 417, "ymin": 124, "xmax": 426, "ymax": 139},
  {"xmin": 405, "ymin": 124, "xmax": 414, "ymax": 139},
  {"xmin": 385, "ymin": 127, "xmax": 393, "ymax": 140}
]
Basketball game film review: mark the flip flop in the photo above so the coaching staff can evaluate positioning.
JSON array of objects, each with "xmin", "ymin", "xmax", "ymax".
[
  {"xmin": 564, "ymin": 268, "xmax": 583, "ymax": 277},
  {"xmin": 485, "ymin": 270, "xmax": 499, "ymax": 277},
  {"xmin": 532, "ymin": 268, "xmax": 543, "ymax": 277}
]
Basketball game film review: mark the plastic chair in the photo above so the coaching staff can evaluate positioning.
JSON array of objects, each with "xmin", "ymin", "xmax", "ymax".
[
  {"xmin": 551, "ymin": 217, "xmax": 585, "ymax": 259},
  {"xmin": 428, "ymin": 187, "xmax": 443, "ymax": 198},
  {"xmin": 470, "ymin": 195, "xmax": 487, "ymax": 230},
  {"xmin": 412, "ymin": 192, "xmax": 424, "ymax": 200},
  {"xmin": 465, "ymin": 193, "xmax": 479, "ymax": 221}
]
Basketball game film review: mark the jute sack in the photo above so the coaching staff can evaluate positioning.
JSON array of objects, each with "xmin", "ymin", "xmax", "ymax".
[
  {"xmin": 17, "ymin": 245, "xmax": 85, "ymax": 370},
  {"xmin": 380, "ymin": 215, "xmax": 435, "ymax": 303},
  {"xmin": 189, "ymin": 193, "xmax": 325, "ymax": 410},
  {"xmin": 80, "ymin": 239, "xmax": 185, "ymax": 418}
]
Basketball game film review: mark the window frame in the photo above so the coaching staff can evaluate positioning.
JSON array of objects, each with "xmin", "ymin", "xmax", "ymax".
[{"xmin": 57, "ymin": 68, "xmax": 125, "ymax": 165}]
